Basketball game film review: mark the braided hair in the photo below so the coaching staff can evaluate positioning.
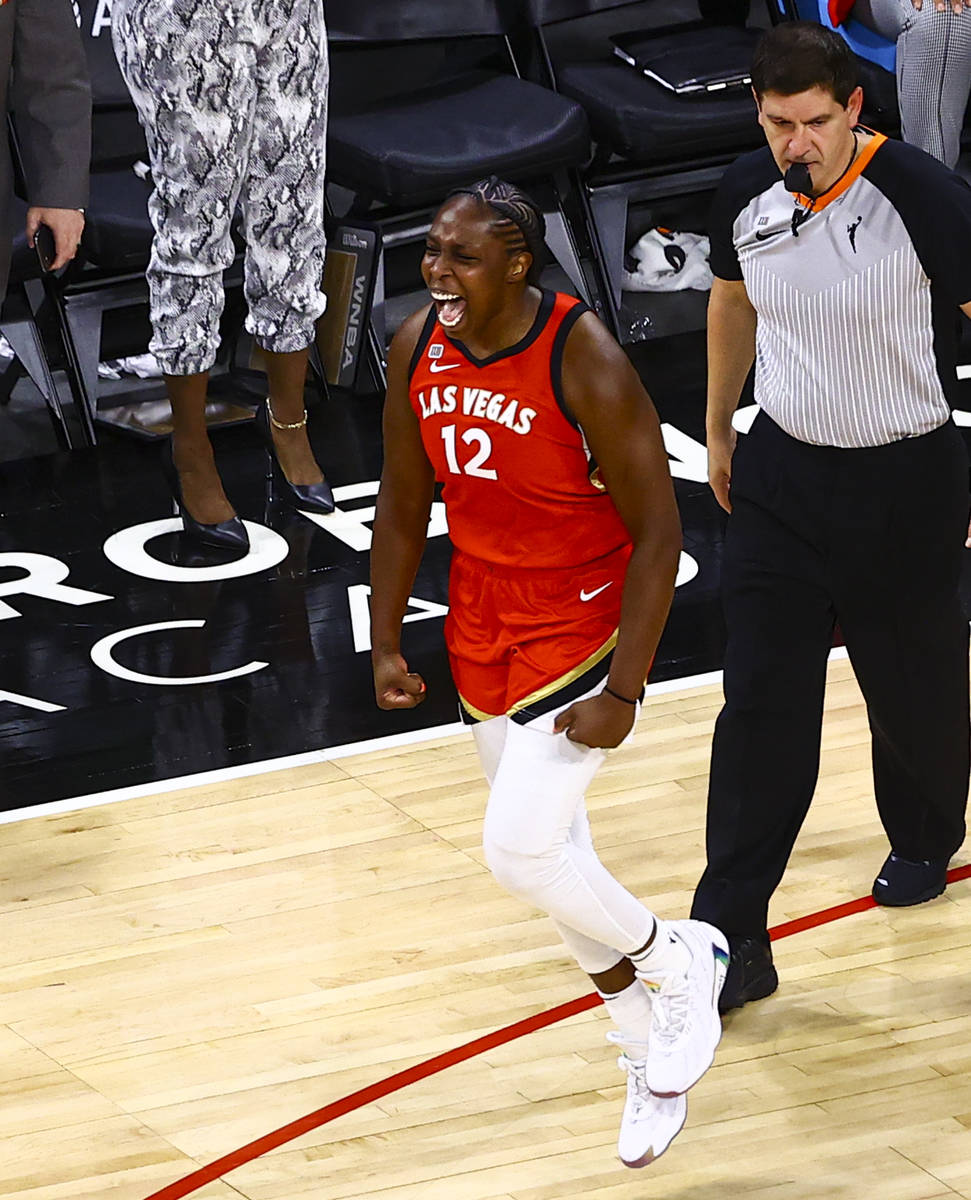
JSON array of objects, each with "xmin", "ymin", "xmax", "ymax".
[{"xmin": 446, "ymin": 176, "xmax": 547, "ymax": 285}]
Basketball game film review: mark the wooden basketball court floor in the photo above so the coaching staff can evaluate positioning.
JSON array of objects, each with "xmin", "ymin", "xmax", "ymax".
[{"xmin": 3, "ymin": 654, "xmax": 971, "ymax": 1200}]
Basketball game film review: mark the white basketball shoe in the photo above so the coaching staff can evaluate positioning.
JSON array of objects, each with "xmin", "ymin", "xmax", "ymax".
[
  {"xmin": 606, "ymin": 1037, "xmax": 688, "ymax": 1167},
  {"xmin": 638, "ymin": 918, "xmax": 729, "ymax": 1096}
]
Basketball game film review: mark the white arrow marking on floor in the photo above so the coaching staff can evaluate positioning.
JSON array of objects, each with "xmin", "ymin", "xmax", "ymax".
[
  {"xmin": 952, "ymin": 364, "xmax": 970, "ymax": 424},
  {"xmin": 731, "ymin": 404, "xmax": 759, "ymax": 433},
  {"xmin": 0, "ymin": 690, "xmax": 66, "ymax": 713},
  {"xmin": 661, "ymin": 409, "xmax": 758, "ymax": 484},
  {"xmin": 348, "ymin": 584, "xmax": 449, "ymax": 654},
  {"xmin": 676, "ymin": 552, "xmax": 699, "ymax": 587},
  {"xmin": 661, "ymin": 424, "xmax": 708, "ymax": 482},
  {"xmin": 300, "ymin": 482, "xmax": 447, "ymax": 551}
]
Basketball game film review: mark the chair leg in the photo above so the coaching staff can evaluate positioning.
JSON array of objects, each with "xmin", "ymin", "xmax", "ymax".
[
  {"xmin": 365, "ymin": 321, "xmax": 387, "ymax": 393},
  {"xmin": 550, "ymin": 169, "xmax": 623, "ymax": 343},
  {"xmin": 307, "ymin": 342, "xmax": 330, "ymax": 404},
  {"xmin": 368, "ymin": 245, "xmax": 388, "ymax": 382},
  {"xmin": 361, "ymin": 244, "xmax": 388, "ymax": 394},
  {"xmin": 544, "ymin": 207, "xmax": 590, "ymax": 302},
  {"xmin": 0, "ymin": 354, "xmax": 21, "ymax": 406},
  {"xmin": 25, "ymin": 277, "xmax": 98, "ymax": 447},
  {"xmin": 0, "ymin": 314, "xmax": 72, "ymax": 450},
  {"xmin": 587, "ymin": 189, "xmax": 629, "ymax": 325},
  {"xmin": 57, "ymin": 297, "xmax": 101, "ymax": 447}
]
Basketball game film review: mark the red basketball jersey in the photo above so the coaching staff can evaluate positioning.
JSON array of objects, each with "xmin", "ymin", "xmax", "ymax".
[{"xmin": 408, "ymin": 291, "xmax": 631, "ymax": 569}]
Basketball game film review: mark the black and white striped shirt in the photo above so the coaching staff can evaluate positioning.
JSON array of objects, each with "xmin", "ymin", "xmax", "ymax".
[{"xmin": 709, "ymin": 133, "xmax": 971, "ymax": 448}]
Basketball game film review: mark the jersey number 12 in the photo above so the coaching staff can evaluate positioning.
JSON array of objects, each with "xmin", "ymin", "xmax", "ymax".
[{"xmin": 440, "ymin": 425, "xmax": 498, "ymax": 480}]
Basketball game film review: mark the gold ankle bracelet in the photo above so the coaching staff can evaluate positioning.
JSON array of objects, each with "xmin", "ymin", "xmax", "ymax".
[{"xmin": 267, "ymin": 400, "xmax": 307, "ymax": 431}]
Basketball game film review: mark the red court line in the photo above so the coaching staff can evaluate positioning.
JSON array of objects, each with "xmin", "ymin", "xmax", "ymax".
[{"xmin": 143, "ymin": 865, "xmax": 971, "ymax": 1200}]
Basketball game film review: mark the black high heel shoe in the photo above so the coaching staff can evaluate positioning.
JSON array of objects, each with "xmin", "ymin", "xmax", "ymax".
[
  {"xmin": 160, "ymin": 439, "xmax": 250, "ymax": 555},
  {"xmin": 255, "ymin": 399, "xmax": 335, "ymax": 515}
]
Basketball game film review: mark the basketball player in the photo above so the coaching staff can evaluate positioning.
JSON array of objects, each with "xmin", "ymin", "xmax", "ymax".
[{"xmin": 370, "ymin": 178, "xmax": 729, "ymax": 1168}]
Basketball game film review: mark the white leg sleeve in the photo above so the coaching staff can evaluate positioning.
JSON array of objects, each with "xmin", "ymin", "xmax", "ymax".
[
  {"xmin": 551, "ymin": 801, "xmax": 636, "ymax": 973},
  {"xmin": 472, "ymin": 715, "xmax": 509, "ymax": 788},
  {"xmin": 480, "ymin": 717, "xmax": 655, "ymax": 967},
  {"xmin": 474, "ymin": 719, "xmax": 626, "ymax": 972}
]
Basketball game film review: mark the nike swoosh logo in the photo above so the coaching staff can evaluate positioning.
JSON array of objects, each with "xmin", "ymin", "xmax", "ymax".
[
  {"xmin": 754, "ymin": 230, "xmax": 780, "ymax": 241},
  {"xmin": 428, "ymin": 361, "xmax": 461, "ymax": 373},
  {"xmin": 580, "ymin": 582, "xmax": 612, "ymax": 602}
]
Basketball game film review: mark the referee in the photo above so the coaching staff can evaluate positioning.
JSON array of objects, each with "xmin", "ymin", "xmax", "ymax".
[{"xmin": 690, "ymin": 21, "xmax": 971, "ymax": 1012}]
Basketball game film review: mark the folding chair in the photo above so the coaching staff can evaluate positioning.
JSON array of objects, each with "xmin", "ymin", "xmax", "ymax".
[
  {"xmin": 525, "ymin": 0, "xmax": 781, "ymax": 336},
  {"xmin": 325, "ymin": 0, "xmax": 610, "ymax": 383}
]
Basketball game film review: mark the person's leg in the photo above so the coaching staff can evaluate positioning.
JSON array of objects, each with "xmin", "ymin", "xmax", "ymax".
[
  {"xmin": 472, "ymin": 712, "xmax": 508, "ymax": 788},
  {"xmin": 552, "ymin": 799, "xmax": 658, "ymax": 1034},
  {"xmin": 255, "ymin": 348, "xmax": 335, "ymax": 505},
  {"xmin": 162, "ymin": 373, "xmax": 236, "ymax": 525},
  {"xmin": 472, "ymin": 706, "xmax": 656, "ymax": 1032},
  {"xmin": 241, "ymin": 0, "xmax": 329, "ymax": 486},
  {"xmin": 853, "ymin": 0, "xmax": 971, "ymax": 166},
  {"xmin": 466, "ymin": 558, "xmax": 724, "ymax": 1098},
  {"xmin": 112, "ymin": 0, "xmax": 256, "ymax": 523},
  {"xmin": 471, "ymin": 715, "xmax": 654, "ymax": 1051},
  {"xmin": 478, "ymin": 711, "xmax": 726, "ymax": 1097},
  {"xmin": 691, "ymin": 420, "xmax": 837, "ymax": 943},
  {"xmin": 479, "ymin": 717, "xmax": 656, "ymax": 962},
  {"xmin": 833, "ymin": 423, "xmax": 970, "ymax": 890},
  {"xmin": 850, "ymin": 0, "xmax": 911, "ymax": 41}
]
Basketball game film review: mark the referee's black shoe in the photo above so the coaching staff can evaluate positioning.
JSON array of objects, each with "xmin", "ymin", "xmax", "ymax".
[
  {"xmin": 872, "ymin": 852, "xmax": 949, "ymax": 907},
  {"xmin": 718, "ymin": 935, "xmax": 778, "ymax": 1014}
]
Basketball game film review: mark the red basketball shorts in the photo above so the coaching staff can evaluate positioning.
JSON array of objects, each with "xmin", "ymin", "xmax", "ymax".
[{"xmin": 445, "ymin": 543, "xmax": 632, "ymax": 723}]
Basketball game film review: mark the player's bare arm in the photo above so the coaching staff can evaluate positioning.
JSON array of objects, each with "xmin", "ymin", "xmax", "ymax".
[
  {"xmin": 370, "ymin": 307, "xmax": 437, "ymax": 708},
  {"xmin": 706, "ymin": 277, "xmax": 757, "ymax": 513},
  {"xmin": 553, "ymin": 311, "xmax": 682, "ymax": 749}
]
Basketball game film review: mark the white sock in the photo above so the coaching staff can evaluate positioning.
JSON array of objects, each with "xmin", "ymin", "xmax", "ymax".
[
  {"xmin": 599, "ymin": 979, "xmax": 653, "ymax": 1059},
  {"xmin": 630, "ymin": 919, "xmax": 691, "ymax": 981}
]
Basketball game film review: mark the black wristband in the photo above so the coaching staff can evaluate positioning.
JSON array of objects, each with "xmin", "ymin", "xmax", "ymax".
[{"xmin": 603, "ymin": 684, "xmax": 639, "ymax": 706}]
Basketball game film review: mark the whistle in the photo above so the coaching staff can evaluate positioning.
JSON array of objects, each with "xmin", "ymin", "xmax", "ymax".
[{"xmin": 784, "ymin": 162, "xmax": 813, "ymax": 194}]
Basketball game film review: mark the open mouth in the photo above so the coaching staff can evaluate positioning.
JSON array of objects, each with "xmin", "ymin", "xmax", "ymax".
[{"xmin": 430, "ymin": 290, "xmax": 467, "ymax": 329}]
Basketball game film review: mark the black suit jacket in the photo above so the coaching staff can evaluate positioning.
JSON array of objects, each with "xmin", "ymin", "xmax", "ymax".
[{"xmin": 1, "ymin": 0, "xmax": 91, "ymax": 296}]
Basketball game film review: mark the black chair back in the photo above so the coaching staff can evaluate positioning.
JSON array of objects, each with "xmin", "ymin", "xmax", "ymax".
[
  {"xmin": 525, "ymin": 0, "xmax": 639, "ymax": 22},
  {"xmin": 76, "ymin": 0, "xmax": 130, "ymax": 106},
  {"xmin": 325, "ymin": 0, "xmax": 603, "ymax": 377},
  {"xmin": 327, "ymin": 0, "xmax": 523, "ymax": 41},
  {"xmin": 75, "ymin": 0, "xmax": 147, "ymax": 167}
]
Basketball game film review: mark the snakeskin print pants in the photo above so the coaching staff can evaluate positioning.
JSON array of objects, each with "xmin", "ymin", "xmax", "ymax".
[
  {"xmin": 852, "ymin": 0, "xmax": 971, "ymax": 169},
  {"xmin": 112, "ymin": 0, "xmax": 328, "ymax": 375}
]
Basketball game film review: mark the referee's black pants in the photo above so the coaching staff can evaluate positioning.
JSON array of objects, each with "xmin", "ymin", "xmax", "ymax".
[{"xmin": 691, "ymin": 412, "xmax": 970, "ymax": 939}]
